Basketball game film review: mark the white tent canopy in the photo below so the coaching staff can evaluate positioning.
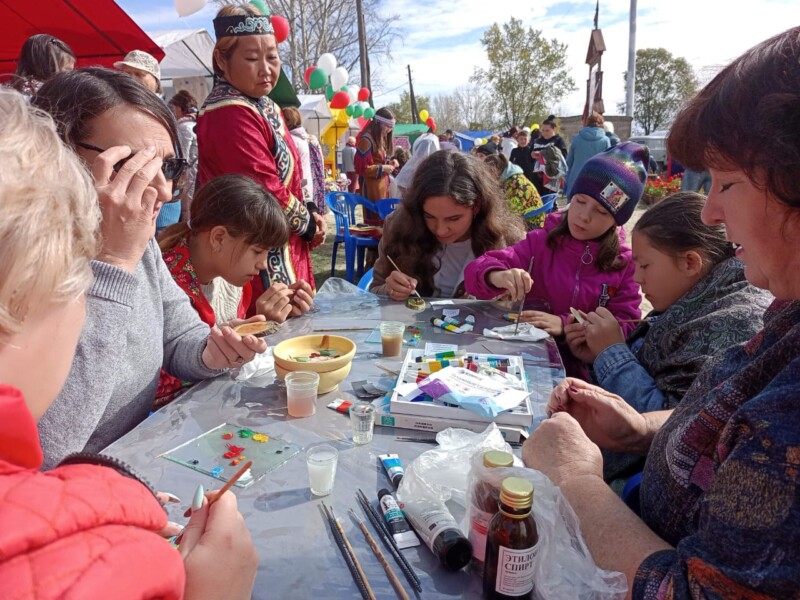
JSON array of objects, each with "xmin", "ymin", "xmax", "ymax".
[
  {"xmin": 297, "ymin": 95, "xmax": 332, "ymax": 139},
  {"xmin": 149, "ymin": 29, "xmax": 214, "ymax": 80}
]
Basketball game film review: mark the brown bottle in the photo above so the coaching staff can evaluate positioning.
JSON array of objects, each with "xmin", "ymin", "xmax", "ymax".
[
  {"xmin": 469, "ymin": 450, "xmax": 515, "ymax": 570},
  {"xmin": 483, "ymin": 477, "xmax": 539, "ymax": 600}
]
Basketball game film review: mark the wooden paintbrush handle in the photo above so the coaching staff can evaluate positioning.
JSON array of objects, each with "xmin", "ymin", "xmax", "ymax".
[
  {"xmin": 356, "ymin": 520, "xmax": 410, "ymax": 600},
  {"xmin": 336, "ymin": 518, "xmax": 377, "ymax": 600}
]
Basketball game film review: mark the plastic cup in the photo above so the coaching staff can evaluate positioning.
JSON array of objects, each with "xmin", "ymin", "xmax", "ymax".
[
  {"xmin": 285, "ymin": 371, "xmax": 320, "ymax": 417},
  {"xmin": 380, "ymin": 321, "xmax": 405, "ymax": 357},
  {"xmin": 306, "ymin": 444, "xmax": 338, "ymax": 496},
  {"xmin": 350, "ymin": 401, "xmax": 375, "ymax": 445}
]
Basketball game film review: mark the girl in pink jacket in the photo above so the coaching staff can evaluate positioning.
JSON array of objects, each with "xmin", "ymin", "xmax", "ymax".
[{"xmin": 465, "ymin": 142, "xmax": 648, "ymax": 377}]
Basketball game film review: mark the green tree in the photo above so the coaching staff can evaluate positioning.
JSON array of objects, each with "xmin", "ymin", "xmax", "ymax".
[
  {"xmin": 385, "ymin": 90, "xmax": 430, "ymax": 124},
  {"xmin": 621, "ymin": 48, "xmax": 698, "ymax": 134},
  {"xmin": 471, "ymin": 18, "xmax": 575, "ymax": 129}
]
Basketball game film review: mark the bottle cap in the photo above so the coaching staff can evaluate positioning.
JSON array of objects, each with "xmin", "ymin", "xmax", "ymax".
[
  {"xmin": 499, "ymin": 477, "xmax": 533, "ymax": 511},
  {"xmin": 483, "ymin": 450, "xmax": 514, "ymax": 469}
]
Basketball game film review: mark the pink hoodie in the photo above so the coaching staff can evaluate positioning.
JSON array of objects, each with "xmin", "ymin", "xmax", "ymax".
[{"xmin": 465, "ymin": 213, "xmax": 642, "ymax": 374}]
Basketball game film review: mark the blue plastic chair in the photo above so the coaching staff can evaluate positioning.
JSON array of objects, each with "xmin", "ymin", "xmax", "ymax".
[
  {"xmin": 374, "ymin": 197, "xmax": 400, "ymax": 220},
  {"xmin": 325, "ymin": 192, "xmax": 379, "ymax": 283},
  {"xmin": 540, "ymin": 192, "xmax": 558, "ymax": 208},
  {"xmin": 357, "ymin": 267, "xmax": 374, "ymax": 291},
  {"xmin": 522, "ymin": 198, "xmax": 556, "ymax": 226}
]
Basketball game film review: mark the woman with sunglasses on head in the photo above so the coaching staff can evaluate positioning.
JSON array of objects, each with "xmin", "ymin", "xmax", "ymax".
[
  {"xmin": 196, "ymin": 3, "xmax": 322, "ymax": 319},
  {"xmin": 0, "ymin": 88, "xmax": 257, "ymax": 600},
  {"xmin": 31, "ymin": 67, "xmax": 268, "ymax": 469}
]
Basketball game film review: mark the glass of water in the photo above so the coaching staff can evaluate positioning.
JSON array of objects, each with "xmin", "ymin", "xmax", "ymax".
[
  {"xmin": 350, "ymin": 401, "xmax": 375, "ymax": 445},
  {"xmin": 306, "ymin": 444, "xmax": 338, "ymax": 496}
]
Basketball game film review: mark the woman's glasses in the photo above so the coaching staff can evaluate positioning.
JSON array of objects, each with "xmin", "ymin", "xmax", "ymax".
[{"xmin": 75, "ymin": 142, "xmax": 187, "ymax": 181}]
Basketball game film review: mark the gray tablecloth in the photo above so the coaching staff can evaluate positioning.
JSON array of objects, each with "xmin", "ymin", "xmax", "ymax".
[{"xmin": 104, "ymin": 281, "xmax": 564, "ymax": 599}]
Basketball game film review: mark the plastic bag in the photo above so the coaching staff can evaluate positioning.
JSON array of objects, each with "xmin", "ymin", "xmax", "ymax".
[
  {"xmin": 397, "ymin": 424, "xmax": 627, "ymax": 600},
  {"xmin": 483, "ymin": 323, "xmax": 550, "ymax": 342}
]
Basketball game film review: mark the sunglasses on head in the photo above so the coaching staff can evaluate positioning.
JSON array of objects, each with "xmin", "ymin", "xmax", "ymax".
[{"xmin": 76, "ymin": 142, "xmax": 187, "ymax": 181}]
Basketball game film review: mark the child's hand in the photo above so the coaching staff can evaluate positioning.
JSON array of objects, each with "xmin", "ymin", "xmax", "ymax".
[
  {"xmin": 584, "ymin": 307, "xmax": 625, "ymax": 356},
  {"xmin": 385, "ymin": 270, "xmax": 417, "ymax": 302},
  {"xmin": 288, "ymin": 280, "xmax": 314, "ymax": 317},
  {"xmin": 520, "ymin": 310, "xmax": 563, "ymax": 337},
  {"xmin": 255, "ymin": 283, "xmax": 294, "ymax": 323},
  {"xmin": 181, "ymin": 491, "xmax": 258, "ymax": 600},
  {"xmin": 565, "ymin": 316, "xmax": 596, "ymax": 363},
  {"xmin": 487, "ymin": 268, "xmax": 532, "ymax": 302}
]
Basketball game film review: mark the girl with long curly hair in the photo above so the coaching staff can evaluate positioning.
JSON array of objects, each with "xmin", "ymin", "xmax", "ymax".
[{"xmin": 370, "ymin": 150, "xmax": 526, "ymax": 299}]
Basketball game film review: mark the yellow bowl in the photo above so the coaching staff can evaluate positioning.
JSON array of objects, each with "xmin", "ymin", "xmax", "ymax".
[
  {"xmin": 272, "ymin": 335, "xmax": 357, "ymax": 391},
  {"xmin": 275, "ymin": 362, "xmax": 352, "ymax": 394}
]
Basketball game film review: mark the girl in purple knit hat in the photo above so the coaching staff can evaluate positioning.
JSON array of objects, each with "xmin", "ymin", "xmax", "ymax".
[{"xmin": 464, "ymin": 142, "xmax": 648, "ymax": 377}]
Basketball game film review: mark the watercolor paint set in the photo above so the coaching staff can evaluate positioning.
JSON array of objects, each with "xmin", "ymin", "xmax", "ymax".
[{"xmin": 389, "ymin": 349, "xmax": 535, "ymax": 427}]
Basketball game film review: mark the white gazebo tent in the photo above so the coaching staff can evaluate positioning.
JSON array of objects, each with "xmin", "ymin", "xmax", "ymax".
[
  {"xmin": 297, "ymin": 95, "xmax": 332, "ymax": 139},
  {"xmin": 149, "ymin": 29, "xmax": 215, "ymax": 103}
]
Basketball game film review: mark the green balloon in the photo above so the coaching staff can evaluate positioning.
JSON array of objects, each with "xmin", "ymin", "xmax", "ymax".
[
  {"xmin": 363, "ymin": 107, "xmax": 375, "ymax": 119},
  {"xmin": 352, "ymin": 104, "xmax": 364, "ymax": 118},
  {"xmin": 345, "ymin": 105, "xmax": 354, "ymax": 117},
  {"xmin": 309, "ymin": 68, "xmax": 327, "ymax": 90},
  {"xmin": 325, "ymin": 84, "xmax": 334, "ymax": 101}
]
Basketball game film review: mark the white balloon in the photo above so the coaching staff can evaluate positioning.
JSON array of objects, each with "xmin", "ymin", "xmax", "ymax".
[
  {"xmin": 317, "ymin": 53, "xmax": 337, "ymax": 77},
  {"xmin": 330, "ymin": 66, "xmax": 349, "ymax": 91},
  {"xmin": 174, "ymin": 0, "xmax": 206, "ymax": 17},
  {"xmin": 346, "ymin": 85, "xmax": 358, "ymax": 105},
  {"xmin": 360, "ymin": 101, "xmax": 370, "ymax": 111}
]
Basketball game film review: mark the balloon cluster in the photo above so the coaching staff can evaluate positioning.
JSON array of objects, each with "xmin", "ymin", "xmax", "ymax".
[
  {"xmin": 305, "ymin": 53, "xmax": 374, "ymax": 119},
  {"xmin": 419, "ymin": 109, "xmax": 436, "ymax": 131}
]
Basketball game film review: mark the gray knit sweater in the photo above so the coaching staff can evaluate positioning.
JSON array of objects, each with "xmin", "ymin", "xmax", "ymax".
[{"xmin": 38, "ymin": 239, "xmax": 223, "ymax": 468}]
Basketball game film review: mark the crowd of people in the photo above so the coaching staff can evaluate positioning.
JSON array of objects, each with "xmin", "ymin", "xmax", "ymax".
[{"xmin": 1, "ymin": 3, "xmax": 799, "ymax": 597}]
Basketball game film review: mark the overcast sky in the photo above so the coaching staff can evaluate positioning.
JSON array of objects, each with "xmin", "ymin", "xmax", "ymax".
[{"xmin": 120, "ymin": 0, "xmax": 800, "ymax": 118}]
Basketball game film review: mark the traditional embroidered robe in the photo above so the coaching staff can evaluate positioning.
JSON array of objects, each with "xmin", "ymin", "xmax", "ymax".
[{"xmin": 197, "ymin": 78, "xmax": 315, "ymax": 298}]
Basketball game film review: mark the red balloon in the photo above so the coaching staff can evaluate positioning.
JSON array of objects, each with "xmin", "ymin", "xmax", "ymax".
[
  {"xmin": 271, "ymin": 15, "xmax": 290, "ymax": 43},
  {"xmin": 330, "ymin": 91, "xmax": 351, "ymax": 109},
  {"xmin": 426, "ymin": 117, "xmax": 435, "ymax": 129},
  {"xmin": 304, "ymin": 66, "xmax": 315, "ymax": 85},
  {"xmin": 357, "ymin": 87, "xmax": 370, "ymax": 102}
]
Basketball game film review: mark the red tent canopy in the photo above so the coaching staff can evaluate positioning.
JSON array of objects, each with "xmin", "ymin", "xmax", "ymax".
[{"xmin": 0, "ymin": 0, "xmax": 164, "ymax": 75}]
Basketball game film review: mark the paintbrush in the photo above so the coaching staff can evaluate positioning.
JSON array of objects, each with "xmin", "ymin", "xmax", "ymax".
[
  {"xmin": 174, "ymin": 460, "xmax": 253, "ymax": 545},
  {"xmin": 330, "ymin": 506, "xmax": 377, "ymax": 600},
  {"xmin": 208, "ymin": 460, "xmax": 253, "ymax": 507},
  {"xmin": 513, "ymin": 256, "xmax": 535, "ymax": 336},
  {"xmin": 356, "ymin": 490, "xmax": 422, "ymax": 593},
  {"xmin": 313, "ymin": 327, "xmax": 375, "ymax": 332},
  {"xmin": 386, "ymin": 256, "xmax": 424, "ymax": 302},
  {"xmin": 322, "ymin": 502, "xmax": 373, "ymax": 600},
  {"xmin": 349, "ymin": 509, "xmax": 411, "ymax": 600}
]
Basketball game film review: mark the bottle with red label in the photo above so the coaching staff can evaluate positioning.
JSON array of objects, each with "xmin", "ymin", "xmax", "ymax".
[{"xmin": 483, "ymin": 477, "xmax": 539, "ymax": 600}]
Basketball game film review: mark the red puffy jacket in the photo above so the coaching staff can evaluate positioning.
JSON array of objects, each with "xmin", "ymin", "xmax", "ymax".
[{"xmin": 0, "ymin": 384, "xmax": 185, "ymax": 599}]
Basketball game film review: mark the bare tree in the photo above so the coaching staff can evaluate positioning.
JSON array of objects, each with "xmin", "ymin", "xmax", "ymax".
[
  {"xmin": 260, "ymin": 0, "xmax": 401, "ymax": 90},
  {"xmin": 431, "ymin": 93, "xmax": 460, "ymax": 132},
  {"xmin": 452, "ymin": 84, "xmax": 496, "ymax": 130}
]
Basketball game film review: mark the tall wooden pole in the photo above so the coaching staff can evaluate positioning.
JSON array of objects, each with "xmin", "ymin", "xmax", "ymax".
[
  {"xmin": 355, "ymin": 0, "xmax": 368, "ymax": 90},
  {"xmin": 408, "ymin": 65, "xmax": 419, "ymax": 124}
]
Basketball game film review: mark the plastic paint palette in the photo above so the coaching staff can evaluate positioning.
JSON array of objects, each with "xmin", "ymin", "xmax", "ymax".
[{"xmin": 160, "ymin": 423, "xmax": 300, "ymax": 487}]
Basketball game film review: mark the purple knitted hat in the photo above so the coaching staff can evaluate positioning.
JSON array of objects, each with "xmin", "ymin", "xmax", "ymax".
[{"xmin": 570, "ymin": 141, "xmax": 650, "ymax": 225}]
